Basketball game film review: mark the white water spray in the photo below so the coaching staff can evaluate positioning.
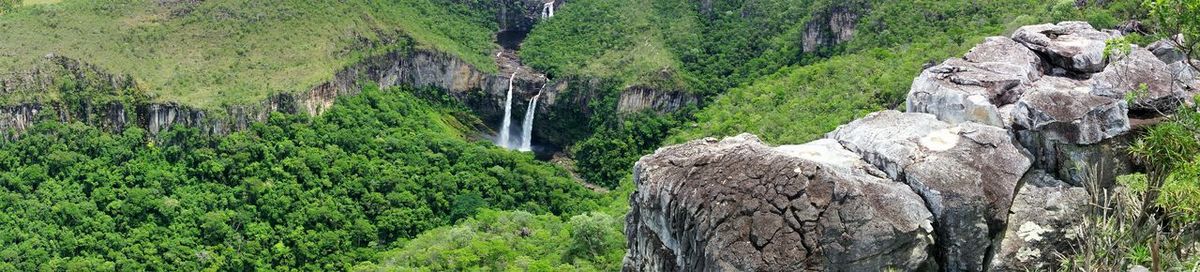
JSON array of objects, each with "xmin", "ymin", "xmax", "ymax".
[
  {"xmin": 497, "ymin": 72, "xmax": 518, "ymax": 148},
  {"xmin": 541, "ymin": 2, "xmax": 555, "ymax": 19},
  {"xmin": 519, "ymin": 91, "xmax": 542, "ymax": 151}
]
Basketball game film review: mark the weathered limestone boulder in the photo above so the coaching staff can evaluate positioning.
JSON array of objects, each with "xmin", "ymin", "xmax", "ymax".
[
  {"xmin": 623, "ymin": 134, "xmax": 935, "ymax": 271},
  {"xmin": 1013, "ymin": 76, "xmax": 1130, "ymax": 145},
  {"xmin": 828, "ymin": 111, "xmax": 1032, "ymax": 272},
  {"xmin": 989, "ymin": 171, "xmax": 1089, "ymax": 271},
  {"xmin": 963, "ymin": 36, "xmax": 1045, "ymax": 81},
  {"xmin": 1147, "ymin": 36, "xmax": 1199, "ymax": 96},
  {"xmin": 1012, "ymin": 21, "xmax": 1116, "ymax": 74},
  {"xmin": 907, "ymin": 37, "xmax": 1042, "ymax": 127},
  {"xmin": 1017, "ymin": 130, "xmax": 1138, "ymax": 187},
  {"xmin": 1092, "ymin": 46, "xmax": 1190, "ymax": 114},
  {"xmin": 1148, "ymin": 35, "xmax": 1189, "ymax": 65}
]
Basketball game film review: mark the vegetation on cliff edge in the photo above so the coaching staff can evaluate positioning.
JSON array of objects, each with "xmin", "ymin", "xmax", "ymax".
[{"xmin": 0, "ymin": 0, "xmax": 499, "ymax": 109}]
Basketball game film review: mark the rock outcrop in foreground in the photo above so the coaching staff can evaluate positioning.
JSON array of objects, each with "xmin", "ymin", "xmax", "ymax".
[
  {"xmin": 624, "ymin": 135, "xmax": 934, "ymax": 271},
  {"xmin": 624, "ymin": 21, "xmax": 1198, "ymax": 271}
]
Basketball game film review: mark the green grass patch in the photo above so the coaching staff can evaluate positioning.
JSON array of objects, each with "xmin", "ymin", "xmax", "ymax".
[
  {"xmin": 519, "ymin": 0, "xmax": 690, "ymax": 91},
  {"xmin": 672, "ymin": 0, "xmax": 1142, "ymax": 144},
  {"xmin": 0, "ymin": 0, "xmax": 499, "ymax": 109}
]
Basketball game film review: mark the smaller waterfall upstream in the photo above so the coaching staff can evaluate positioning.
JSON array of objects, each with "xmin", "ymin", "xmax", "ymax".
[
  {"xmin": 519, "ymin": 92, "xmax": 542, "ymax": 151},
  {"xmin": 497, "ymin": 72, "xmax": 518, "ymax": 148},
  {"xmin": 541, "ymin": 2, "xmax": 555, "ymax": 18}
]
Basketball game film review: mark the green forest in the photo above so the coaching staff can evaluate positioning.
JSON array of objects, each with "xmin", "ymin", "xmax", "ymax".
[
  {"xmin": 1, "ymin": 0, "xmax": 1199, "ymax": 270},
  {"xmin": 0, "ymin": 86, "xmax": 604, "ymax": 270}
]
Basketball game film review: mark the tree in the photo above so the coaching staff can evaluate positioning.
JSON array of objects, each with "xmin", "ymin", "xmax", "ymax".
[
  {"xmin": 567, "ymin": 212, "xmax": 621, "ymax": 261},
  {"xmin": 0, "ymin": 0, "xmax": 20, "ymax": 15},
  {"xmin": 1145, "ymin": 0, "xmax": 1200, "ymax": 70}
]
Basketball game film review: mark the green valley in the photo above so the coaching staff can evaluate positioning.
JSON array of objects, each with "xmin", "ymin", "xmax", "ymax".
[{"xmin": 1, "ymin": 0, "xmax": 1198, "ymax": 271}]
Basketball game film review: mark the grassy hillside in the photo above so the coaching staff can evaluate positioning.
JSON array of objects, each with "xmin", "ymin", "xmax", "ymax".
[
  {"xmin": 0, "ymin": 0, "xmax": 499, "ymax": 109},
  {"xmin": 521, "ymin": 0, "xmax": 1140, "ymax": 96},
  {"xmin": 672, "ymin": 0, "xmax": 1142, "ymax": 144},
  {"xmin": 518, "ymin": 0, "xmax": 693, "ymax": 92},
  {"xmin": 520, "ymin": 0, "xmax": 830, "ymax": 95}
]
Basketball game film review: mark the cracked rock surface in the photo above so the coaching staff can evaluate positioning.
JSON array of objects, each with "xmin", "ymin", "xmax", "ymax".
[
  {"xmin": 1013, "ymin": 76, "xmax": 1130, "ymax": 145},
  {"xmin": 1012, "ymin": 21, "xmax": 1116, "ymax": 74},
  {"xmin": 622, "ymin": 135, "xmax": 934, "ymax": 271},
  {"xmin": 1091, "ymin": 46, "xmax": 1190, "ymax": 113},
  {"xmin": 907, "ymin": 37, "xmax": 1042, "ymax": 127},
  {"xmin": 988, "ymin": 171, "xmax": 1089, "ymax": 271},
  {"xmin": 828, "ymin": 111, "xmax": 1031, "ymax": 272}
]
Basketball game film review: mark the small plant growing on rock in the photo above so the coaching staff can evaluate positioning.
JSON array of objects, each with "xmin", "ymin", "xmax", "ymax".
[
  {"xmin": 1144, "ymin": 0, "xmax": 1200, "ymax": 71},
  {"xmin": 1062, "ymin": 108, "xmax": 1200, "ymax": 271}
]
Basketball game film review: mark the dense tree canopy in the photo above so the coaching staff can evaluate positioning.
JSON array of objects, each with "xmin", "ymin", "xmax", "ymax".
[{"xmin": 0, "ymin": 86, "xmax": 601, "ymax": 271}]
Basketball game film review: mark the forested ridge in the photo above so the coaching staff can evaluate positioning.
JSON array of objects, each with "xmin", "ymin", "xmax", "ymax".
[{"xmin": 0, "ymin": 86, "xmax": 601, "ymax": 270}]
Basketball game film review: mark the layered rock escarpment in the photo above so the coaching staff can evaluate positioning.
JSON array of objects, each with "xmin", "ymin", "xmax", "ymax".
[
  {"xmin": 0, "ymin": 48, "xmax": 555, "ymax": 139},
  {"xmin": 802, "ymin": 1, "xmax": 867, "ymax": 53},
  {"xmin": 624, "ymin": 21, "xmax": 1198, "ymax": 271},
  {"xmin": 617, "ymin": 87, "xmax": 699, "ymax": 114}
]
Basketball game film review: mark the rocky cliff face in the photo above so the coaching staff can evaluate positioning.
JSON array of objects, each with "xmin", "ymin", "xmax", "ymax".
[
  {"xmin": 0, "ymin": 47, "xmax": 555, "ymax": 139},
  {"xmin": 802, "ymin": 2, "xmax": 867, "ymax": 53},
  {"xmin": 624, "ymin": 21, "xmax": 1199, "ymax": 271},
  {"xmin": 617, "ymin": 87, "xmax": 699, "ymax": 113},
  {"xmin": 0, "ymin": 55, "xmax": 138, "ymax": 139}
]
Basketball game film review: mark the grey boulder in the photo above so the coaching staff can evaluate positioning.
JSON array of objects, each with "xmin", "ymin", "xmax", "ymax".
[
  {"xmin": 1013, "ymin": 76, "xmax": 1130, "ymax": 145},
  {"xmin": 907, "ymin": 37, "xmax": 1042, "ymax": 127},
  {"xmin": 622, "ymin": 134, "xmax": 935, "ymax": 272},
  {"xmin": 989, "ymin": 171, "xmax": 1089, "ymax": 271},
  {"xmin": 1147, "ymin": 34, "xmax": 1188, "ymax": 65},
  {"xmin": 1012, "ymin": 21, "xmax": 1116, "ymax": 74},
  {"xmin": 1091, "ymin": 46, "xmax": 1190, "ymax": 114},
  {"xmin": 828, "ymin": 111, "xmax": 1032, "ymax": 272}
]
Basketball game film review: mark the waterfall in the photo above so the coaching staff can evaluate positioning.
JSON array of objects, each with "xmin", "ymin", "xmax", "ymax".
[
  {"xmin": 519, "ymin": 92, "xmax": 542, "ymax": 151},
  {"xmin": 541, "ymin": 2, "xmax": 554, "ymax": 19},
  {"xmin": 497, "ymin": 72, "xmax": 518, "ymax": 149}
]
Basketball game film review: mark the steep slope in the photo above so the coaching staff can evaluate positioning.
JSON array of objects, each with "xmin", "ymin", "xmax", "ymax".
[
  {"xmin": 519, "ymin": 0, "xmax": 869, "ymax": 96},
  {"xmin": 0, "ymin": 0, "xmax": 578, "ymax": 143},
  {"xmin": 0, "ymin": 0, "xmax": 498, "ymax": 108}
]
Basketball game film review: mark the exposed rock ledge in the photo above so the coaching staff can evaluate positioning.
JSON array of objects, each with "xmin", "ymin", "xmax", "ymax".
[
  {"xmin": 624, "ymin": 22, "xmax": 1198, "ymax": 271},
  {"xmin": 2, "ymin": 46, "xmax": 696, "ymax": 144},
  {"xmin": 0, "ymin": 48, "xmax": 555, "ymax": 139},
  {"xmin": 625, "ymin": 134, "xmax": 934, "ymax": 271}
]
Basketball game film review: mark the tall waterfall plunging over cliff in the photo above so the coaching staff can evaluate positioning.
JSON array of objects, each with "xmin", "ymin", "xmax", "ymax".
[
  {"xmin": 496, "ymin": 72, "xmax": 518, "ymax": 148},
  {"xmin": 519, "ymin": 92, "xmax": 541, "ymax": 151},
  {"xmin": 541, "ymin": 2, "xmax": 554, "ymax": 18}
]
